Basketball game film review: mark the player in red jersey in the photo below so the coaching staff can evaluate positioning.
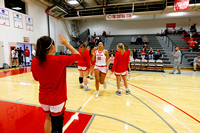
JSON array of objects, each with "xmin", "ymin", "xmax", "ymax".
[
  {"xmin": 124, "ymin": 45, "xmax": 132, "ymax": 77},
  {"xmin": 92, "ymin": 42, "xmax": 109, "ymax": 98},
  {"xmin": 111, "ymin": 43, "xmax": 130, "ymax": 96},
  {"xmin": 31, "ymin": 35, "xmax": 80, "ymax": 133},
  {"xmin": 78, "ymin": 42, "xmax": 91, "ymax": 91}
]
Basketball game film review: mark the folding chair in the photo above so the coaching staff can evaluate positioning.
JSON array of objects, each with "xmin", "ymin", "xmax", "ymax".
[
  {"xmin": 148, "ymin": 60, "xmax": 156, "ymax": 70},
  {"xmin": 141, "ymin": 59, "xmax": 148, "ymax": 71},
  {"xmin": 134, "ymin": 59, "xmax": 141, "ymax": 70},
  {"xmin": 156, "ymin": 60, "xmax": 164, "ymax": 71}
]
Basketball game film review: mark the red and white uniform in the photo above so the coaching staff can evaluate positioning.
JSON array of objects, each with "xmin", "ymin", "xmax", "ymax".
[
  {"xmin": 94, "ymin": 50, "xmax": 107, "ymax": 74},
  {"xmin": 77, "ymin": 48, "xmax": 90, "ymax": 71},
  {"xmin": 111, "ymin": 51, "xmax": 129, "ymax": 76},
  {"xmin": 31, "ymin": 54, "xmax": 80, "ymax": 115}
]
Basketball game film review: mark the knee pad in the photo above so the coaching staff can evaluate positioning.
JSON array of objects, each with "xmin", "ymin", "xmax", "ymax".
[
  {"xmin": 79, "ymin": 77, "xmax": 83, "ymax": 84},
  {"xmin": 50, "ymin": 112, "xmax": 64, "ymax": 133}
]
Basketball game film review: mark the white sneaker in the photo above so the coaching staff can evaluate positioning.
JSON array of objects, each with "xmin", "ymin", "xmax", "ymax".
[
  {"xmin": 126, "ymin": 76, "xmax": 129, "ymax": 81},
  {"xmin": 130, "ymin": 73, "xmax": 133, "ymax": 76},
  {"xmin": 84, "ymin": 86, "xmax": 91, "ymax": 91},
  {"xmin": 95, "ymin": 91, "xmax": 99, "ymax": 98}
]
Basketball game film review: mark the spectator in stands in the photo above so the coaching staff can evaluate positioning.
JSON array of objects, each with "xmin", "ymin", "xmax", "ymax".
[
  {"xmin": 177, "ymin": 27, "xmax": 183, "ymax": 34},
  {"xmin": 102, "ymin": 31, "xmax": 106, "ymax": 37},
  {"xmin": 110, "ymin": 48, "xmax": 115, "ymax": 56},
  {"xmin": 164, "ymin": 28, "xmax": 169, "ymax": 36},
  {"xmin": 77, "ymin": 39, "xmax": 82, "ymax": 46},
  {"xmin": 133, "ymin": 49, "xmax": 138, "ymax": 59},
  {"xmin": 59, "ymin": 49, "xmax": 65, "ymax": 55},
  {"xmin": 154, "ymin": 49, "xmax": 161, "ymax": 60},
  {"xmin": 142, "ymin": 36, "xmax": 149, "ymax": 44},
  {"xmin": 193, "ymin": 54, "xmax": 200, "ymax": 71},
  {"xmin": 95, "ymin": 36, "xmax": 100, "ymax": 45},
  {"xmin": 141, "ymin": 48, "xmax": 146, "ymax": 60},
  {"xmin": 172, "ymin": 28, "xmax": 176, "ymax": 34},
  {"xmin": 78, "ymin": 43, "xmax": 83, "ymax": 50},
  {"xmin": 131, "ymin": 36, "xmax": 137, "ymax": 45},
  {"xmin": 94, "ymin": 32, "xmax": 96, "ymax": 38},
  {"xmin": 190, "ymin": 24, "xmax": 197, "ymax": 33},
  {"xmin": 90, "ymin": 40, "xmax": 96, "ymax": 50},
  {"xmin": 169, "ymin": 46, "xmax": 181, "ymax": 74},
  {"xmin": 182, "ymin": 31, "xmax": 190, "ymax": 37},
  {"xmin": 143, "ymin": 44, "xmax": 148, "ymax": 51},
  {"xmin": 86, "ymin": 35, "xmax": 91, "ymax": 43},
  {"xmin": 136, "ymin": 36, "xmax": 143, "ymax": 45},
  {"xmin": 148, "ymin": 48, "xmax": 154, "ymax": 60},
  {"xmin": 188, "ymin": 38, "xmax": 196, "ymax": 52}
]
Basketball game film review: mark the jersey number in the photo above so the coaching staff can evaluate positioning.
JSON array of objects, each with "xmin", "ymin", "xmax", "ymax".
[{"xmin": 97, "ymin": 57, "xmax": 101, "ymax": 60}]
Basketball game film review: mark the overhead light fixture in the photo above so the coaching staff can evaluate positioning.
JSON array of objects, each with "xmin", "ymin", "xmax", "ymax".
[
  {"xmin": 68, "ymin": 0, "xmax": 79, "ymax": 5},
  {"xmin": 167, "ymin": 12, "xmax": 186, "ymax": 17},
  {"xmin": 12, "ymin": 7, "xmax": 22, "ymax": 10}
]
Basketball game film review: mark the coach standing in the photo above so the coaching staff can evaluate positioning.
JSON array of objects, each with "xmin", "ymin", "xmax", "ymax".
[{"xmin": 170, "ymin": 46, "xmax": 181, "ymax": 74}]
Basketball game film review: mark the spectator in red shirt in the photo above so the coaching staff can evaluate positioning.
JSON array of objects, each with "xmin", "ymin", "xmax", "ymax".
[
  {"xmin": 78, "ymin": 42, "xmax": 91, "ymax": 91},
  {"xmin": 24, "ymin": 47, "xmax": 30, "ymax": 66},
  {"xmin": 102, "ymin": 31, "xmax": 106, "ymax": 37},
  {"xmin": 141, "ymin": 48, "xmax": 146, "ymax": 60},
  {"xmin": 31, "ymin": 35, "xmax": 80, "ymax": 133},
  {"xmin": 111, "ymin": 43, "xmax": 130, "ymax": 96}
]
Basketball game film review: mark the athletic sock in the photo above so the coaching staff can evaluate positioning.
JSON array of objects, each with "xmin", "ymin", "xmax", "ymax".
[{"xmin": 118, "ymin": 89, "xmax": 121, "ymax": 92}]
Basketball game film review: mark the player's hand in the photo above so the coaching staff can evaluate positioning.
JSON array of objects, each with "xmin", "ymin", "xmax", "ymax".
[{"xmin": 59, "ymin": 34, "xmax": 69, "ymax": 46}]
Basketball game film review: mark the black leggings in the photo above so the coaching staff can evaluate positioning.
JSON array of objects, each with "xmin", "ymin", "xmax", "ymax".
[{"xmin": 50, "ymin": 112, "xmax": 64, "ymax": 133}]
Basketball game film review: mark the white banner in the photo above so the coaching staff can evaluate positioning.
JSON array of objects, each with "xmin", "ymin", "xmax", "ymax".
[
  {"xmin": 106, "ymin": 13, "xmax": 132, "ymax": 20},
  {"xmin": 26, "ymin": 16, "xmax": 33, "ymax": 31},
  {"xmin": 0, "ymin": 8, "xmax": 10, "ymax": 26},
  {"xmin": 13, "ymin": 12, "xmax": 23, "ymax": 29}
]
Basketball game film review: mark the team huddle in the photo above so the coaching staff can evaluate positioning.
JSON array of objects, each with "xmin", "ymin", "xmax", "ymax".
[{"xmin": 77, "ymin": 41, "xmax": 131, "ymax": 98}]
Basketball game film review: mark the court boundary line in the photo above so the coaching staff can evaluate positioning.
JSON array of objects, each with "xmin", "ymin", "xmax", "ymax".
[
  {"xmin": 109, "ymin": 77, "xmax": 200, "ymax": 124},
  {"xmin": 107, "ymin": 82, "xmax": 177, "ymax": 133},
  {"xmin": 0, "ymin": 99, "xmax": 146, "ymax": 133},
  {"xmin": 83, "ymin": 115, "xmax": 96, "ymax": 133}
]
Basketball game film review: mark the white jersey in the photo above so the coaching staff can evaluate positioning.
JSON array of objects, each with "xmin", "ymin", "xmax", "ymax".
[{"xmin": 95, "ymin": 50, "xmax": 106, "ymax": 66}]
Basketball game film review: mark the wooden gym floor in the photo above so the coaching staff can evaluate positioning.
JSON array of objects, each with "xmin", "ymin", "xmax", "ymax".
[{"xmin": 0, "ymin": 67, "xmax": 200, "ymax": 133}]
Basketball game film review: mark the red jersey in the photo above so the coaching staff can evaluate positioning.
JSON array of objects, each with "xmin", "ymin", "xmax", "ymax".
[
  {"xmin": 111, "ymin": 51, "xmax": 129, "ymax": 73},
  {"xmin": 127, "ymin": 49, "xmax": 130, "ymax": 56},
  {"xmin": 77, "ymin": 48, "xmax": 90, "ymax": 69},
  {"xmin": 141, "ymin": 51, "xmax": 146, "ymax": 55},
  {"xmin": 24, "ymin": 49, "xmax": 30, "ymax": 57},
  {"xmin": 31, "ymin": 54, "xmax": 80, "ymax": 105}
]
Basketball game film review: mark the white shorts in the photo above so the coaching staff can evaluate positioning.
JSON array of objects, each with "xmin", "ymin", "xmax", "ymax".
[
  {"xmin": 25, "ymin": 57, "xmax": 30, "ymax": 62},
  {"xmin": 40, "ymin": 102, "xmax": 66, "ymax": 116},
  {"xmin": 115, "ymin": 71, "xmax": 127, "ymax": 76},
  {"xmin": 78, "ymin": 66, "xmax": 87, "ymax": 71},
  {"xmin": 94, "ymin": 65, "xmax": 107, "ymax": 74}
]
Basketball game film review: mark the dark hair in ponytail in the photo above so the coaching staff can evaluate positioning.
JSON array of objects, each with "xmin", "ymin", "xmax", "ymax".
[
  {"xmin": 36, "ymin": 36, "xmax": 54, "ymax": 66},
  {"xmin": 81, "ymin": 42, "xmax": 88, "ymax": 55}
]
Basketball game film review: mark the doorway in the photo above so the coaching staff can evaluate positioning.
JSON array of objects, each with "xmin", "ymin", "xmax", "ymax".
[{"xmin": 17, "ymin": 43, "xmax": 33, "ymax": 66}]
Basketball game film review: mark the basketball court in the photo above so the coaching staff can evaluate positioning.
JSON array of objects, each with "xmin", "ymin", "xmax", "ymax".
[{"xmin": 0, "ymin": 67, "xmax": 199, "ymax": 132}]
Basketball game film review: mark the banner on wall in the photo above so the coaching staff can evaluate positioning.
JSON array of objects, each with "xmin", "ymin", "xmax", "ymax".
[
  {"xmin": 166, "ymin": 23, "xmax": 176, "ymax": 28},
  {"xmin": 106, "ymin": 13, "xmax": 132, "ymax": 20},
  {"xmin": 25, "ymin": 16, "xmax": 34, "ymax": 31},
  {"xmin": 0, "ymin": 8, "xmax": 10, "ymax": 26},
  {"xmin": 174, "ymin": 0, "xmax": 189, "ymax": 11},
  {"xmin": 13, "ymin": 12, "xmax": 23, "ymax": 29}
]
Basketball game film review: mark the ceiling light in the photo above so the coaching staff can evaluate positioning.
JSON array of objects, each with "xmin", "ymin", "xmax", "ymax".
[
  {"xmin": 68, "ymin": 0, "xmax": 79, "ymax": 5},
  {"xmin": 12, "ymin": 7, "xmax": 22, "ymax": 10},
  {"xmin": 167, "ymin": 12, "xmax": 186, "ymax": 17}
]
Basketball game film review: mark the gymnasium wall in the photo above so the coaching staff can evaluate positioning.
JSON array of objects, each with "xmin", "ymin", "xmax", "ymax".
[
  {"xmin": 0, "ymin": 0, "xmax": 71, "ymax": 66},
  {"xmin": 78, "ymin": 17, "xmax": 200, "ymax": 36}
]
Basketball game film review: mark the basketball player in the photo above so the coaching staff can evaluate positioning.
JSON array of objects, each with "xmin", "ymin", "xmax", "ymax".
[
  {"xmin": 92, "ymin": 42, "xmax": 109, "ymax": 98},
  {"xmin": 111, "ymin": 43, "xmax": 130, "ymax": 96},
  {"xmin": 78, "ymin": 43, "xmax": 91, "ymax": 91},
  {"xmin": 124, "ymin": 45, "xmax": 132, "ymax": 76},
  {"xmin": 89, "ymin": 47, "xmax": 97, "ymax": 79},
  {"xmin": 31, "ymin": 35, "xmax": 80, "ymax": 133}
]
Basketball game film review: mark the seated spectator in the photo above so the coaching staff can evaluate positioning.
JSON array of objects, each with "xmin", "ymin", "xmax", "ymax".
[
  {"xmin": 131, "ymin": 36, "xmax": 137, "ymax": 45},
  {"xmin": 77, "ymin": 39, "xmax": 82, "ymax": 46},
  {"xmin": 109, "ymin": 54, "xmax": 114, "ymax": 64},
  {"xmin": 136, "ymin": 36, "xmax": 143, "ymax": 45},
  {"xmin": 148, "ymin": 48, "xmax": 154, "ymax": 60},
  {"xmin": 164, "ymin": 28, "xmax": 169, "ymax": 36},
  {"xmin": 182, "ymin": 31, "xmax": 190, "ymax": 37},
  {"xmin": 59, "ymin": 49, "xmax": 65, "ymax": 55},
  {"xmin": 143, "ymin": 44, "xmax": 148, "ymax": 51},
  {"xmin": 110, "ymin": 48, "xmax": 115, "ymax": 55},
  {"xmin": 154, "ymin": 49, "xmax": 161, "ymax": 60},
  {"xmin": 86, "ymin": 35, "xmax": 91, "ymax": 43},
  {"xmin": 172, "ymin": 28, "xmax": 176, "ymax": 34},
  {"xmin": 193, "ymin": 54, "xmax": 200, "ymax": 71},
  {"xmin": 177, "ymin": 27, "xmax": 183, "ymax": 34},
  {"xmin": 190, "ymin": 24, "xmax": 197, "ymax": 33},
  {"xmin": 129, "ymin": 50, "xmax": 134, "ymax": 62},
  {"xmin": 133, "ymin": 49, "xmax": 138, "ymax": 59},
  {"xmin": 142, "ymin": 36, "xmax": 149, "ymax": 44},
  {"xmin": 141, "ymin": 48, "xmax": 146, "ymax": 60},
  {"xmin": 94, "ymin": 32, "xmax": 96, "ymax": 38},
  {"xmin": 102, "ymin": 31, "xmax": 106, "ymax": 37}
]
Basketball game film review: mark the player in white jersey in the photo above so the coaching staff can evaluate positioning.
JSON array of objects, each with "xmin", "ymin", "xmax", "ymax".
[{"xmin": 92, "ymin": 42, "xmax": 109, "ymax": 98}]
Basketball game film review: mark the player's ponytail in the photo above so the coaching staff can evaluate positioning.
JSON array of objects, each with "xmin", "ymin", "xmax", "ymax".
[
  {"xmin": 36, "ymin": 36, "xmax": 54, "ymax": 66},
  {"xmin": 81, "ymin": 42, "xmax": 88, "ymax": 55},
  {"xmin": 117, "ymin": 43, "xmax": 125, "ymax": 55}
]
